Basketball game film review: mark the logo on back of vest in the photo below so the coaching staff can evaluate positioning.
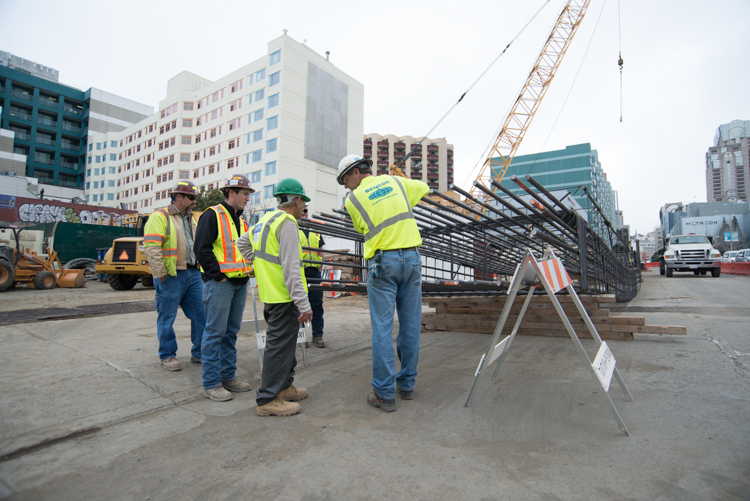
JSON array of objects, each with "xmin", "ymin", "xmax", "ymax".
[
  {"xmin": 252, "ymin": 223, "xmax": 262, "ymax": 243},
  {"xmin": 368, "ymin": 187, "xmax": 393, "ymax": 200}
]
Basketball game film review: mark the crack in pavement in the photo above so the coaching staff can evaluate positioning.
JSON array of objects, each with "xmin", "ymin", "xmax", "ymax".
[{"xmin": 709, "ymin": 337, "xmax": 750, "ymax": 373}]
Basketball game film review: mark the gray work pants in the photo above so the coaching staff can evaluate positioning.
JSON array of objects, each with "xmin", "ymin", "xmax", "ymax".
[{"xmin": 256, "ymin": 301, "xmax": 299, "ymax": 406}]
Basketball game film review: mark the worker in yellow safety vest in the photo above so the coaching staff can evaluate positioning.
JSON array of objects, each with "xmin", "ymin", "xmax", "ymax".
[
  {"xmin": 236, "ymin": 178, "xmax": 312, "ymax": 417},
  {"xmin": 338, "ymin": 154, "xmax": 429, "ymax": 412},
  {"xmin": 194, "ymin": 174, "xmax": 255, "ymax": 402},
  {"xmin": 299, "ymin": 205, "xmax": 326, "ymax": 348},
  {"xmin": 143, "ymin": 180, "xmax": 205, "ymax": 372}
]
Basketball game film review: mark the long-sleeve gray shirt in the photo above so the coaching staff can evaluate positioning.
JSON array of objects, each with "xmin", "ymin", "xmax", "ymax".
[{"xmin": 237, "ymin": 215, "xmax": 311, "ymax": 312}]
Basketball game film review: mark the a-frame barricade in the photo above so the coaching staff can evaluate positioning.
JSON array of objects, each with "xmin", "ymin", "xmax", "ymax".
[{"xmin": 465, "ymin": 247, "xmax": 633, "ymax": 436}]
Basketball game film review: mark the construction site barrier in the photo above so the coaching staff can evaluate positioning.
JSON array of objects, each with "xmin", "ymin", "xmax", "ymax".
[{"xmin": 721, "ymin": 262, "xmax": 750, "ymax": 276}]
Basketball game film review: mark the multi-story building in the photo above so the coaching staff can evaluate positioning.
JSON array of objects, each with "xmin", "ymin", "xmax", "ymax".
[
  {"xmin": 0, "ymin": 50, "xmax": 59, "ymax": 82},
  {"xmin": 491, "ymin": 143, "xmax": 618, "ymax": 234},
  {"xmin": 0, "ymin": 54, "xmax": 152, "ymax": 190},
  {"xmin": 84, "ymin": 35, "xmax": 363, "ymax": 220},
  {"xmin": 362, "ymin": 134, "xmax": 454, "ymax": 191},
  {"xmin": 705, "ymin": 119, "xmax": 749, "ymax": 203}
]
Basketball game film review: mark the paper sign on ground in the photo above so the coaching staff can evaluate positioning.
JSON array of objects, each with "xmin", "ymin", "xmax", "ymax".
[{"xmin": 592, "ymin": 341, "xmax": 616, "ymax": 392}]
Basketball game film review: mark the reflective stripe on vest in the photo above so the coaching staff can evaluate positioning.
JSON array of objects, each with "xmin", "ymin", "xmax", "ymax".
[
  {"xmin": 210, "ymin": 205, "xmax": 251, "ymax": 276},
  {"xmin": 143, "ymin": 209, "xmax": 178, "ymax": 274},
  {"xmin": 300, "ymin": 230, "xmax": 322, "ymax": 268},
  {"xmin": 347, "ymin": 176, "xmax": 415, "ymax": 242}
]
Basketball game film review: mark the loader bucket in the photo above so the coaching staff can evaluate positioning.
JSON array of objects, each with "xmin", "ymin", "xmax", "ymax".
[{"xmin": 55, "ymin": 269, "xmax": 85, "ymax": 288}]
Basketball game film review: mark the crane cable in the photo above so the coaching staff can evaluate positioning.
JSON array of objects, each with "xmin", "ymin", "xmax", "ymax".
[{"xmin": 415, "ymin": 1, "xmax": 553, "ymax": 145}]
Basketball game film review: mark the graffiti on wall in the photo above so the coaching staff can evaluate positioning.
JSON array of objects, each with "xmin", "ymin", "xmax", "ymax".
[{"xmin": 17, "ymin": 202, "xmax": 129, "ymax": 225}]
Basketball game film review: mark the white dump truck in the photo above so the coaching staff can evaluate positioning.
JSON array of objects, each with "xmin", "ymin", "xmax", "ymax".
[{"xmin": 661, "ymin": 234, "xmax": 722, "ymax": 278}]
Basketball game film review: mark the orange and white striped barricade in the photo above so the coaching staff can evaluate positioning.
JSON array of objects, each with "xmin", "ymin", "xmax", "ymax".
[{"xmin": 465, "ymin": 247, "xmax": 633, "ymax": 436}]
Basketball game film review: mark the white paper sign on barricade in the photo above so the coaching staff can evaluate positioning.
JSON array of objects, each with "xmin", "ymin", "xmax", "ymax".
[
  {"xmin": 256, "ymin": 332, "xmax": 266, "ymax": 350},
  {"xmin": 297, "ymin": 323, "xmax": 308, "ymax": 344},
  {"xmin": 592, "ymin": 341, "xmax": 616, "ymax": 392}
]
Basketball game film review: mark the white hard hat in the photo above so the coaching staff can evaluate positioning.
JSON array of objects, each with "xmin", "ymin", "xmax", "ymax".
[{"xmin": 337, "ymin": 154, "xmax": 372, "ymax": 185}]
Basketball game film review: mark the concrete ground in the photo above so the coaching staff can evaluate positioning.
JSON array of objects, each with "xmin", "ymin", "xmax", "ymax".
[{"xmin": 0, "ymin": 272, "xmax": 748, "ymax": 500}]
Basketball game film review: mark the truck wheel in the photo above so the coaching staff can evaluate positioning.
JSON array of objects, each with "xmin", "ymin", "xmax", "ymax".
[
  {"xmin": 659, "ymin": 260, "xmax": 665, "ymax": 276},
  {"xmin": 141, "ymin": 275, "xmax": 154, "ymax": 287},
  {"xmin": 666, "ymin": 266, "xmax": 673, "ymax": 278},
  {"xmin": 0, "ymin": 260, "xmax": 15, "ymax": 292},
  {"xmin": 711, "ymin": 268, "xmax": 721, "ymax": 278},
  {"xmin": 33, "ymin": 270, "xmax": 57, "ymax": 290},
  {"xmin": 108, "ymin": 274, "xmax": 138, "ymax": 290},
  {"xmin": 693, "ymin": 271, "xmax": 700, "ymax": 275}
]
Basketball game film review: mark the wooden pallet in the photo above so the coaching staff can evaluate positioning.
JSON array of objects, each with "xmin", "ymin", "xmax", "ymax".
[{"xmin": 422, "ymin": 294, "xmax": 687, "ymax": 340}]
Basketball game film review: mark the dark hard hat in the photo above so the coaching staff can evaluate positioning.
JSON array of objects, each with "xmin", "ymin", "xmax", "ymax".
[
  {"xmin": 168, "ymin": 181, "xmax": 199, "ymax": 196},
  {"xmin": 221, "ymin": 174, "xmax": 255, "ymax": 193}
]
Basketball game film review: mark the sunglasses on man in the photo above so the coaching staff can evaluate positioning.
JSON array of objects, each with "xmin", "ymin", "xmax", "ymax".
[{"xmin": 183, "ymin": 195, "xmax": 197, "ymax": 201}]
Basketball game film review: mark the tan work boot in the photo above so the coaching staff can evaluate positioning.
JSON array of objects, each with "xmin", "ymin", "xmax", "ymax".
[
  {"xmin": 222, "ymin": 379, "xmax": 252, "ymax": 392},
  {"xmin": 205, "ymin": 386, "xmax": 233, "ymax": 402},
  {"xmin": 161, "ymin": 357, "xmax": 181, "ymax": 371},
  {"xmin": 279, "ymin": 385, "xmax": 308, "ymax": 402},
  {"xmin": 257, "ymin": 397, "xmax": 301, "ymax": 417}
]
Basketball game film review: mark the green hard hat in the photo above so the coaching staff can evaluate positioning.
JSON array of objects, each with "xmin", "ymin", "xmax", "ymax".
[{"xmin": 274, "ymin": 178, "xmax": 310, "ymax": 203}]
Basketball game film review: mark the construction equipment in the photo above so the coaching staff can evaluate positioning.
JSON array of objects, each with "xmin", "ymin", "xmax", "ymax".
[
  {"xmin": 0, "ymin": 223, "xmax": 85, "ymax": 291},
  {"xmin": 471, "ymin": 0, "xmax": 591, "ymax": 198},
  {"xmin": 96, "ymin": 215, "xmax": 154, "ymax": 290}
]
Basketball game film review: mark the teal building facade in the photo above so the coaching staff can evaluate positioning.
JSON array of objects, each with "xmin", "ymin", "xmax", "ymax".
[{"xmin": 491, "ymin": 143, "xmax": 617, "ymax": 235}]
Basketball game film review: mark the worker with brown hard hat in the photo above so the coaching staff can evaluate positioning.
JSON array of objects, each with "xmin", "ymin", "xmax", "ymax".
[
  {"xmin": 143, "ymin": 180, "xmax": 205, "ymax": 372},
  {"xmin": 337, "ymin": 154, "xmax": 429, "ymax": 412},
  {"xmin": 194, "ymin": 174, "xmax": 255, "ymax": 402}
]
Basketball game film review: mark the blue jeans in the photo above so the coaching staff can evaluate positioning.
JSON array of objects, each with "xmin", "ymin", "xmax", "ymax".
[
  {"xmin": 367, "ymin": 249, "xmax": 422, "ymax": 400},
  {"xmin": 154, "ymin": 267, "xmax": 205, "ymax": 360},
  {"xmin": 201, "ymin": 279, "xmax": 247, "ymax": 389}
]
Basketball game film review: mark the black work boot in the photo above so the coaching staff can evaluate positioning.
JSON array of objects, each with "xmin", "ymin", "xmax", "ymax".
[
  {"xmin": 397, "ymin": 385, "xmax": 414, "ymax": 400},
  {"xmin": 367, "ymin": 391, "xmax": 396, "ymax": 412}
]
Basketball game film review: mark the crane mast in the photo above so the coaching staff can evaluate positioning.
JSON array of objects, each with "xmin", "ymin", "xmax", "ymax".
[{"xmin": 470, "ymin": 0, "xmax": 591, "ymax": 198}]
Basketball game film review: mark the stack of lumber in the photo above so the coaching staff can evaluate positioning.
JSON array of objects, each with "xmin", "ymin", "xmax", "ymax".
[
  {"xmin": 320, "ymin": 250, "xmax": 359, "ymax": 282},
  {"xmin": 422, "ymin": 294, "xmax": 687, "ymax": 341}
]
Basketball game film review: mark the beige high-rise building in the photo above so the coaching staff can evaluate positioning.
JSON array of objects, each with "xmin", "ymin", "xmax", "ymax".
[
  {"xmin": 706, "ymin": 119, "xmax": 749, "ymax": 202},
  {"xmin": 363, "ymin": 134, "xmax": 454, "ymax": 191}
]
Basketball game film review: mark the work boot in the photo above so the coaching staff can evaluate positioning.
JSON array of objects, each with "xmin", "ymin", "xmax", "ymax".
[
  {"xmin": 256, "ymin": 397, "xmax": 301, "ymax": 417},
  {"xmin": 205, "ymin": 386, "xmax": 233, "ymax": 402},
  {"xmin": 190, "ymin": 357, "xmax": 201, "ymax": 364},
  {"xmin": 222, "ymin": 379, "xmax": 252, "ymax": 392},
  {"xmin": 279, "ymin": 385, "xmax": 308, "ymax": 402},
  {"xmin": 397, "ymin": 385, "xmax": 415, "ymax": 400},
  {"xmin": 161, "ymin": 357, "xmax": 181, "ymax": 371},
  {"xmin": 367, "ymin": 391, "xmax": 396, "ymax": 412},
  {"xmin": 312, "ymin": 337, "xmax": 325, "ymax": 348}
]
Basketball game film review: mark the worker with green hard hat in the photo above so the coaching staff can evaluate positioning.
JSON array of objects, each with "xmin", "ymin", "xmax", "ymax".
[{"xmin": 237, "ymin": 177, "xmax": 312, "ymax": 417}]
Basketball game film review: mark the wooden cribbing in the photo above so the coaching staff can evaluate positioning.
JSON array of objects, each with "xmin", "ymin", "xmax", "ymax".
[{"xmin": 422, "ymin": 294, "xmax": 687, "ymax": 340}]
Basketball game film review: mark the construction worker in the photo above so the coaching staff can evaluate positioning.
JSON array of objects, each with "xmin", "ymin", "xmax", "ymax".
[
  {"xmin": 143, "ymin": 180, "xmax": 205, "ymax": 372},
  {"xmin": 236, "ymin": 178, "xmax": 312, "ymax": 417},
  {"xmin": 193, "ymin": 174, "xmax": 254, "ymax": 402},
  {"xmin": 337, "ymin": 154, "xmax": 429, "ymax": 412},
  {"xmin": 299, "ymin": 205, "xmax": 326, "ymax": 347}
]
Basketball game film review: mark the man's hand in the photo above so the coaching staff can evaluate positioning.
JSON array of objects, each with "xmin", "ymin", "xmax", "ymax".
[
  {"xmin": 218, "ymin": 277, "xmax": 228, "ymax": 283},
  {"xmin": 298, "ymin": 309, "xmax": 313, "ymax": 323},
  {"xmin": 159, "ymin": 275, "xmax": 167, "ymax": 283}
]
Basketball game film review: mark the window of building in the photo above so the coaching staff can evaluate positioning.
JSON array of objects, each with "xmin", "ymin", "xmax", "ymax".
[
  {"xmin": 86, "ymin": 182, "xmax": 90, "ymax": 189},
  {"xmin": 108, "ymin": 180, "xmax": 115, "ymax": 187},
  {"xmin": 255, "ymin": 89, "xmax": 265, "ymax": 102},
  {"xmin": 95, "ymin": 155, "xmax": 101, "ymax": 163},
  {"xmin": 254, "ymin": 108, "xmax": 264, "ymax": 122},
  {"xmin": 269, "ymin": 71, "xmax": 280, "ymax": 86},
  {"xmin": 208, "ymin": 164, "xmax": 215, "ymax": 174},
  {"xmin": 228, "ymin": 118, "xmax": 240, "ymax": 131},
  {"xmin": 209, "ymin": 146, "xmax": 216, "ymax": 156},
  {"xmin": 180, "ymin": 153, "xmax": 191, "ymax": 162},
  {"xmin": 181, "ymin": 136, "xmax": 192, "ymax": 145},
  {"xmin": 110, "ymin": 140, "xmax": 117, "ymax": 148},
  {"xmin": 178, "ymin": 170, "xmax": 189, "ymax": 180},
  {"xmin": 92, "ymin": 194, "xmax": 98, "ymax": 202},
  {"xmin": 251, "ymin": 171, "xmax": 261, "ymax": 183},
  {"xmin": 266, "ymin": 138, "xmax": 277, "ymax": 153},
  {"xmin": 182, "ymin": 118, "xmax": 193, "ymax": 127},
  {"xmin": 253, "ymin": 129, "xmax": 263, "ymax": 142},
  {"xmin": 89, "ymin": 144, "xmax": 93, "ymax": 152},
  {"xmin": 96, "ymin": 143, "xmax": 101, "ymax": 150},
  {"xmin": 93, "ymin": 181, "xmax": 99, "ymax": 189},
  {"xmin": 227, "ymin": 158, "xmax": 237, "ymax": 169},
  {"xmin": 210, "ymin": 127, "xmax": 217, "ymax": 138},
  {"xmin": 267, "ymin": 115, "xmax": 278, "ymax": 130},
  {"xmin": 270, "ymin": 50, "xmax": 281, "ymax": 65},
  {"xmin": 264, "ymin": 184, "xmax": 275, "ymax": 199},
  {"xmin": 183, "ymin": 102, "xmax": 194, "ymax": 111},
  {"xmin": 230, "ymin": 80, "xmax": 242, "ymax": 93},
  {"xmin": 109, "ymin": 166, "xmax": 116, "ymax": 174},
  {"xmin": 265, "ymin": 161, "xmax": 276, "ymax": 176},
  {"xmin": 252, "ymin": 150, "xmax": 262, "ymax": 163},
  {"xmin": 195, "ymin": 134, "xmax": 201, "ymax": 144},
  {"xmin": 109, "ymin": 153, "xmax": 117, "ymax": 161},
  {"xmin": 268, "ymin": 93, "xmax": 279, "ymax": 108},
  {"xmin": 228, "ymin": 138, "xmax": 238, "ymax": 150},
  {"xmin": 256, "ymin": 68, "xmax": 266, "ymax": 81},
  {"xmin": 193, "ymin": 169, "xmax": 200, "ymax": 179},
  {"xmin": 229, "ymin": 99, "xmax": 242, "ymax": 112},
  {"xmin": 107, "ymin": 193, "xmax": 114, "ymax": 201}
]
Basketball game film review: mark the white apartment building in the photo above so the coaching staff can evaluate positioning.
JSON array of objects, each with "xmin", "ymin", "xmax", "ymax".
[
  {"xmin": 363, "ymin": 133, "xmax": 454, "ymax": 191},
  {"xmin": 84, "ymin": 35, "xmax": 364, "ymax": 221}
]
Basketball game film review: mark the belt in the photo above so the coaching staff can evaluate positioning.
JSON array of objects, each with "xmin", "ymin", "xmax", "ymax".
[
  {"xmin": 186, "ymin": 264, "xmax": 198, "ymax": 269},
  {"xmin": 377, "ymin": 247, "xmax": 417, "ymax": 254}
]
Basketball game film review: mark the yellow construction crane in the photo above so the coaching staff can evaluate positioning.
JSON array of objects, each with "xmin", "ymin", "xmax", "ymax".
[{"xmin": 470, "ymin": 0, "xmax": 591, "ymax": 198}]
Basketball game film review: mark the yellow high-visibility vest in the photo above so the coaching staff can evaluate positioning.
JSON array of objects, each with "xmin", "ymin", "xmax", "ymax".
[
  {"xmin": 299, "ymin": 230, "xmax": 322, "ymax": 269},
  {"xmin": 204, "ymin": 204, "xmax": 252, "ymax": 278},
  {"xmin": 143, "ymin": 208, "xmax": 178, "ymax": 276}
]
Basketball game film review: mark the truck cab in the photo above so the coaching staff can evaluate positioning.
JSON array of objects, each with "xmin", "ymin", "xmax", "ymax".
[{"xmin": 663, "ymin": 234, "xmax": 721, "ymax": 277}]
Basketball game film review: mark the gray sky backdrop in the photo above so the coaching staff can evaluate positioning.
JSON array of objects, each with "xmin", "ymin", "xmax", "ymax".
[{"xmin": 2, "ymin": 0, "xmax": 749, "ymax": 234}]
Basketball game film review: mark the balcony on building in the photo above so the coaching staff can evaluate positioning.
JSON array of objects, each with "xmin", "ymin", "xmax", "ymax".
[
  {"xmin": 447, "ymin": 158, "xmax": 453, "ymax": 166},
  {"xmin": 64, "ymin": 102, "xmax": 84, "ymax": 116},
  {"xmin": 9, "ymin": 106, "xmax": 32, "ymax": 121},
  {"xmin": 447, "ymin": 176, "xmax": 454, "ymax": 184},
  {"xmin": 394, "ymin": 150, "xmax": 405, "ymax": 159},
  {"xmin": 447, "ymin": 149, "xmax": 453, "ymax": 157},
  {"xmin": 426, "ymin": 154, "xmax": 439, "ymax": 161},
  {"xmin": 410, "ymin": 172, "xmax": 422, "ymax": 179},
  {"xmin": 11, "ymin": 86, "xmax": 33, "ymax": 101},
  {"xmin": 34, "ymin": 152, "xmax": 55, "ymax": 166},
  {"xmin": 61, "ymin": 139, "xmax": 80, "ymax": 152},
  {"xmin": 446, "ymin": 166, "xmax": 453, "ymax": 174},
  {"xmin": 377, "ymin": 141, "xmax": 389, "ymax": 148},
  {"xmin": 377, "ymin": 169, "xmax": 388, "ymax": 176},
  {"xmin": 427, "ymin": 172, "xmax": 439, "ymax": 180},
  {"xmin": 377, "ymin": 160, "xmax": 389, "ymax": 167},
  {"xmin": 426, "ymin": 163, "xmax": 439, "ymax": 170},
  {"xmin": 427, "ymin": 144, "xmax": 438, "ymax": 152},
  {"xmin": 62, "ymin": 121, "xmax": 82, "ymax": 134},
  {"xmin": 58, "ymin": 175, "xmax": 78, "ymax": 188},
  {"xmin": 39, "ymin": 94, "xmax": 59, "ymax": 109},
  {"xmin": 394, "ymin": 142, "xmax": 405, "ymax": 150},
  {"xmin": 36, "ymin": 133, "xmax": 56, "ymax": 147},
  {"xmin": 37, "ymin": 114, "xmax": 57, "ymax": 128},
  {"xmin": 9, "ymin": 126, "xmax": 31, "ymax": 141},
  {"xmin": 411, "ymin": 152, "xmax": 422, "ymax": 159},
  {"xmin": 34, "ymin": 169, "xmax": 55, "ymax": 184},
  {"xmin": 60, "ymin": 157, "xmax": 79, "ymax": 170},
  {"xmin": 428, "ymin": 181, "xmax": 439, "ymax": 188},
  {"xmin": 377, "ymin": 149, "xmax": 389, "ymax": 158},
  {"xmin": 363, "ymin": 148, "xmax": 372, "ymax": 156},
  {"xmin": 364, "ymin": 138, "xmax": 372, "ymax": 145}
]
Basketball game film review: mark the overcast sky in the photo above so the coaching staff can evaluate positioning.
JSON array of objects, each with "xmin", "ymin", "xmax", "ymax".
[{"xmin": 2, "ymin": 0, "xmax": 749, "ymax": 234}]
